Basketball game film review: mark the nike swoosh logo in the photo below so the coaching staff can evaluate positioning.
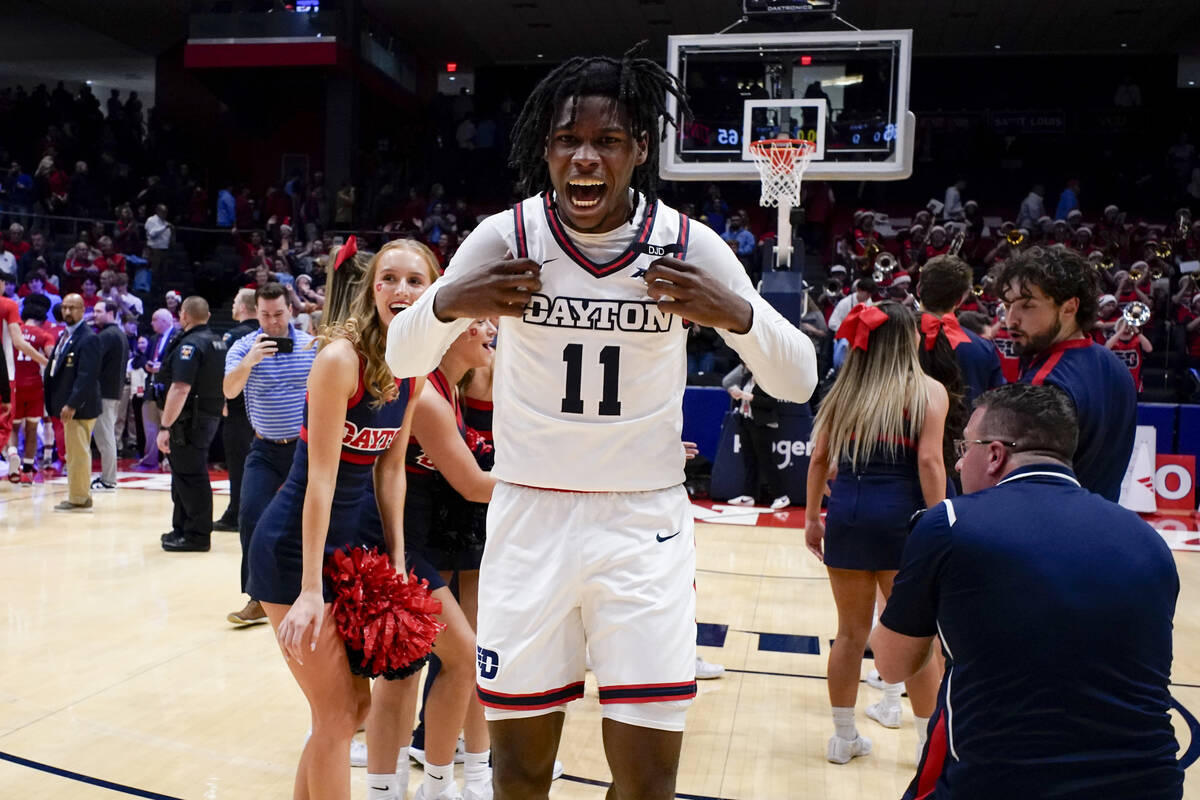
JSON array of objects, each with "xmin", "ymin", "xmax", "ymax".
[
  {"xmin": 370, "ymin": 786, "xmax": 390, "ymax": 792},
  {"xmin": 656, "ymin": 530, "xmax": 682, "ymax": 542}
]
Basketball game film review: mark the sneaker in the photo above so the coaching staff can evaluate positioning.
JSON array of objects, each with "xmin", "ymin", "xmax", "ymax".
[
  {"xmin": 19, "ymin": 469, "xmax": 33, "ymax": 486},
  {"xmin": 826, "ymin": 733, "xmax": 871, "ymax": 764},
  {"xmin": 90, "ymin": 477, "xmax": 117, "ymax": 492},
  {"xmin": 865, "ymin": 668, "xmax": 885, "ymax": 690},
  {"xmin": 212, "ymin": 519, "xmax": 239, "ymax": 532},
  {"xmin": 770, "ymin": 494, "xmax": 791, "ymax": 510},
  {"xmin": 53, "ymin": 498, "xmax": 93, "ymax": 512},
  {"xmin": 350, "ymin": 738, "xmax": 367, "ymax": 768},
  {"xmin": 695, "ymin": 656, "xmax": 725, "ymax": 680},
  {"xmin": 865, "ymin": 701, "xmax": 902, "ymax": 729},
  {"xmin": 411, "ymin": 737, "xmax": 467, "ymax": 767},
  {"xmin": 6, "ymin": 461, "xmax": 18, "ymax": 483},
  {"xmin": 462, "ymin": 780, "xmax": 493, "ymax": 800},
  {"xmin": 412, "ymin": 783, "xmax": 462, "ymax": 800},
  {"xmin": 553, "ymin": 759, "xmax": 564, "ymax": 780},
  {"xmin": 227, "ymin": 599, "xmax": 268, "ymax": 626},
  {"xmin": 727, "ymin": 495, "xmax": 756, "ymax": 506}
]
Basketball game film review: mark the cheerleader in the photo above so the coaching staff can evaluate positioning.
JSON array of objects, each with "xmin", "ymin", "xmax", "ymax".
[
  {"xmin": 804, "ymin": 302, "xmax": 946, "ymax": 765},
  {"xmin": 246, "ymin": 239, "xmax": 425, "ymax": 800}
]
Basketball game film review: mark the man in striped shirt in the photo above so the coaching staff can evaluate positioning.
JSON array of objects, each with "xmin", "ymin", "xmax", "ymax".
[{"xmin": 222, "ymin": 282, "xmax": 316, "ymax": 626}]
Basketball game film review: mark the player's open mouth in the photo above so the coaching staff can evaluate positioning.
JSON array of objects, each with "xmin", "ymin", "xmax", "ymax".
[
  {"xmin": 566, "ymin": 178, "xmax": 606, "ymax": 209},
  {"xmin": 389, "ymin": 302, "xmax": 409, "ymax": 314}
]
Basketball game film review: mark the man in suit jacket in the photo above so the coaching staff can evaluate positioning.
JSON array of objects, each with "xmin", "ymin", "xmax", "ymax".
[
  {"xmin": 135, "ymin": 308, "xmax": 178, "ymax": 469},
  {"xmin": 45, "ymin": 293, "xmax": 102, "ymax": 511},
  {"xmin": 91, "ymin": 300, "xmax": 129, "ymax": 491}
]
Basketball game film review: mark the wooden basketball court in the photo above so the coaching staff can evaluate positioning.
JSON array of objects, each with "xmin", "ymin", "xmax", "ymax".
[{"xmin": 3, "ymin": 472, "xmax": 1198, "ymax": 798}]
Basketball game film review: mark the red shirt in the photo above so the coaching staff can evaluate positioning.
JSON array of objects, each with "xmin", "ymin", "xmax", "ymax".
[
  {"xmin": 15, "ymin": 321, "xmax": 50, "ymax": 387},
  {"xmin": 7, "ymin": 240, "xmax": 29, "ymax": 259},
  {"xmin": 1108, "ymin": 336, "xmax": 1144, "ymax": 392},
  {"xmin": 1176, "ymin": 307, "xmax": 1200, "ymax": 357},
  {"xmin": 93, "ymin": 253, "xmax": 127, "ymax": 274}
]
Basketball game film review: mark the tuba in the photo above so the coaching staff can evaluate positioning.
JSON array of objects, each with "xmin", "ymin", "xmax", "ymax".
[
  {"xmin": 1006, "ymin": 229, "xmax": 1025, "ymax": 248},
  {"xmin": 872, "ymin": 250, "xmax": 896, "ymax": 284},
  {"xmin": 1129, "ymin": 267, "xmax": 1144, "ymax": 282},
  {"xmin": 972, "ymin": 284, "xmax": 985, "ymax": 297},
  {"xmin": 1122, "ymin": 301, "xmax": 1151, "ymax": 329},
  {"xmin": 1154, "ymin": 241, "xmax": 1173, "ymax": 260}
]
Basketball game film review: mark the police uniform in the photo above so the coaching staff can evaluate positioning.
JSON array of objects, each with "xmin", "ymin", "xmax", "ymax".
[
  {"xmin": 159, "ymin": 323, "xmax": 226, "ymax": 549},
  {"xmin": 216, "ymin": 318, "xmax": 258, "ymax": 528},
  {"xmin": 884, "ymin": 464, "xmax": 1183, "ymax": 799}
]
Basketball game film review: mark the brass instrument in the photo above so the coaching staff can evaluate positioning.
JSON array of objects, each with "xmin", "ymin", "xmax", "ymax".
[
  {"xmin": 948, "ymin": 231, "xmax": 965, "ymax": 256},
  {"xmin": 1130, "ymin": 267, "xmax": 1144, "ymax": 282},
  {"xmin": 1179, "ymin": 214, "xmax": 1191, "ymax": 241},
  {"xmin": 1154, "ymin": 241, "xmax": 1173, "ymax": 260},
  {"xmin": 1097, "ymin": 256, "xmax": 1116, "ymax": 272},
  {"xmin": 1122, "ymin": 301, "xmax": 1151, "ymax": 329},
  {"xmin": 1006, "ymin": 229, "xmax": 1025, "ymax": 248},
  {"xmin": 972, "ymin": 284, "xmax": 985, "ymax": 297},
  {"xmin": 1151, "ymin": 265, "xmax": 1165, "ymax": 280},
  {"xmin": 870, "ymin": 249, "xmax": 896, "ymax": 284}
]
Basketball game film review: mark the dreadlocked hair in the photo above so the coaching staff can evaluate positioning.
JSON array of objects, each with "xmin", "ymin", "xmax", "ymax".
[{"xmin": 508, "ymin": 42, "xmax": 691, "ymax": 205}]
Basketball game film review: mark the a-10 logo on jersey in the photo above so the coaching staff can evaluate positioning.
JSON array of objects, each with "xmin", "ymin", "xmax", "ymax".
[
  {"xmin": 1114, "ymin": 349, "xmax": 1141, "ymax": 368},
  {"xmin": 994, "ymin": 338, "xmax": 1018, "ymax": 358},
  {"xmin": 523, "ymin": 293, "xmax": 674, "ymax": 333},
  {"xmin": 341, "ymin": 421, "xmax": 401, "ymax": 452}
]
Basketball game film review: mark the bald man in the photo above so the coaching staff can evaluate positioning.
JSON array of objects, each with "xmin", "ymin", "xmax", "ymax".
[
  {"xmin": 136, "ymin": 308, "xmax": 179, "ymax": 470},
  {"xmin": 44, "ymin": 293, "xmax": 102, "ymax": 510},
  {"xmin": 158, "ymin": 296, "xmax": 227, "ymax": 552}
]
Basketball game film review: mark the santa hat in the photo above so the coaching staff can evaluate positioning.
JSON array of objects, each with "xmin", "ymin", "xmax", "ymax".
[
  {"xmin": 1098, "ymin": 294, "xmax": 1117, "ymax": 306},
  {"xmin": 1104, "ymin": 204, "xmax": 1119, "ymax": 215},
  {"xmin": 829, "ymin": 264, "xmax": 847, "ymax": 274}
]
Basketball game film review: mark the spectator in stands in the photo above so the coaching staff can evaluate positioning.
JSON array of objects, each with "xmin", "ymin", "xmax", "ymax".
[
  {"xmin": 0, "ymin": 237, "xmax": 15, "ymax": 280},
  {"xmin": 164, "ymin": 290, "xmax": 182, "ymax": 320},
  {"xmin": 144, "ymin": 203, "xmax": 172, "ymax": 289},
  {"xmin": 5, "ymin": 162, "xmax": 34, "ymax": 221},
  {"xmin": 114, "ymin": 204, "xmax": 142, "ymax": 256},
  {"xmin": 80, "ymin": 277, "xmax": 100, "ymax": 314},
  {"xmin": 62, "ymin": 242, "xmax": 95, "ymax": 293},
  {"xmin": 1016, "ymin": 184, "xmax": 1044, "ymax": 230},
  {"xmin": 94, "ymin": 236, "xmax": 126, "ymax": 274},
  {"xmin": 943, "ymin": 178, "xmax": 967, "ymax": 222},
  {"xmin": 17, "ymin": 270, "xmax": 61, "ymax": 315},
  {"xmin": 106, "ymin": 272, "xmax": 143, "ymax": 320},
  {"xmin": 1055, "ymin": 179, "xmax": 1081, "ymax": 220},
  {"xmin": 1093, "ymin": 294, "xmax": 1121, "ymax": 343},
  {"xmin": 18, "ymin": 231, "xmax": 48, "ymax": 283},
  {"xmin": 7, "ymin": 223, "xmax": 29, "ymax": 261},
  {"xmin": 335, "ymin": 180, "xmax": 355, "ymax": 226},
  {"xmin": 722, "ymin": 211, "xmax": 756, "ymax": 265},
  {"xmin": 829, "ymin": 278, "xmax": 876, "ymax": 333},
  {"xmin": 701, "ymin": 183, "xmax": 730, "ymax": 234},
  {"xmin": 217, "ymin": 183, "xmax": 236, "ymax": 228}
]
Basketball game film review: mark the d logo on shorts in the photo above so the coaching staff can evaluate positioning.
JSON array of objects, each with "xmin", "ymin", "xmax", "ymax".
[{"xmin": 477, "ymin": 646, "xmax": 500, "ymax": 680}]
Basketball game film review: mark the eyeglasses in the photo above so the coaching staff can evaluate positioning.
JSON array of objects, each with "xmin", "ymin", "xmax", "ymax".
[{"xmin": 953, "ymin": 438, "xmax": 1019, "ymax": 458}]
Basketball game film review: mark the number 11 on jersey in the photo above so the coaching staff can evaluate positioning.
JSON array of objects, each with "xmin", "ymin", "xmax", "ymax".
[{"xmin": 561, "ymin": 343, "xmax": 622, "ymax": 416}]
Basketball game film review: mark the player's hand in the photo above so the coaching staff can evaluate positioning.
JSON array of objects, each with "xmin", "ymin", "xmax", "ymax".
[
  {"xmin": 643, "ymin": 257, "xmax": 753, "ymax": 334},
  {"xmin": 805, "ymin": 517, "xmax": 825, "ymax": 562},
  {"xmin": 683, "ymin": 441, "xmax": 699, "ymax": 460},
  {"xmin": 432, "ymin": 258, "xmax": 542, "ymax": 321},
  {"xmin": 244, "ymin": 334, "xmax": 279, "ymax": 367},
  {"xmin": 60, "ymin": 405, "xmax": 75, "ymax": 422},
  {"xmin": 277, "ymin": 590, "xmax": 328, "ymax": 666},
  {"xmin": 156, "ymin": 428, "xmax": 171, "ymax": 454}
]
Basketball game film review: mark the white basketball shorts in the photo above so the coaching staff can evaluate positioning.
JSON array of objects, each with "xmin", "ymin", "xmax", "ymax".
[{"xmin": 475, "ymin": 481, "xmax": 697, "ymax": 731}]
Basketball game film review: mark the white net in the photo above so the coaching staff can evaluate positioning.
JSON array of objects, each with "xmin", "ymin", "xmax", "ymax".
[{"xmin": 748, "ymin": 139, "xmax": 816, "ymax": 208}]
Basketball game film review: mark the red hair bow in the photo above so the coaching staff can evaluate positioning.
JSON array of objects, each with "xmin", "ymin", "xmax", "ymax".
[
  {"xmin": 837, "ymin": 303, "xmax": 888, "ymax": 351},
  {"xmin": 920, "ymin": 312, "xmax": 971, "ymax": 351},
  {"xmin": 332, "ymin": 235, "xmax": 358, "ymax": 272}
]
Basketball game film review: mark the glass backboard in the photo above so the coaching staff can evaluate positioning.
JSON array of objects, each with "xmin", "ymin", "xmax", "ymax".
[{"xmin": 662, "ymin": 29, "xmax": 914, "ymax": 182}]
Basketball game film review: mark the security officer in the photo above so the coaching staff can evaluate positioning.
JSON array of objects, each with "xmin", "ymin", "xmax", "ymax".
[
  {"xmin": 158, "ymin": 295, "xmax": 227, "ymax": 552},
  {"xmin": 213, "ymin": 288, "xmax": 258, "ymax": 532}
]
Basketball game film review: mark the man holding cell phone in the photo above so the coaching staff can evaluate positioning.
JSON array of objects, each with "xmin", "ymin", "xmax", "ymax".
[{"xmin": 221, "ymin": 281, "xmax": 316, "ymax": 625}]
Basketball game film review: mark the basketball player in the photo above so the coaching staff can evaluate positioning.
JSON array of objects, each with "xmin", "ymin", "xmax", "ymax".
[
  {"xmin": 11, "ymin": 297, "xmax": 55, "ymax": 482},
  {"xmin": 0, "ymin": 268, "xmax": 49, "ymax": 480},
  {"xmin": 385, "ymin": 51, "xmax": 817, "ymax": 799},
  {"xmin": 997, "ymin": 246, "xmax": 1135, "ymax": 501}
]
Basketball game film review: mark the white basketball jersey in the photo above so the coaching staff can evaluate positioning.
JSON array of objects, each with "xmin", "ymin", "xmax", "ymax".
[{"xmin": 491, "ymin": 193, "xmax": 693, "ymax": 492}]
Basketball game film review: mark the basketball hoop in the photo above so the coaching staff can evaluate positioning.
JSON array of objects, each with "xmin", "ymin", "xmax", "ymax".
[{"xmin": 748, "ymin": 138, "xmax": 816, "ymax": 208}]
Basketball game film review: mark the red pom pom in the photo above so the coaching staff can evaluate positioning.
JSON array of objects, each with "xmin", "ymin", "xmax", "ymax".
[{"xmin": 324, "ymin": 547, "xmax": 445, "ymax": 678}]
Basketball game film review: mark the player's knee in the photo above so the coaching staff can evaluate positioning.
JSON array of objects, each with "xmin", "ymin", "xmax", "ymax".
[
  {"xmin": 833, "ymin": 626, "xmax": 870, "ymax": 651},
  {"xmin": 492, "ymin": 746, "xmax": 555, "ymax": 797},
  {"xmin": 611, "ymin": 768, "xmax": 677, "ymax": 800}
]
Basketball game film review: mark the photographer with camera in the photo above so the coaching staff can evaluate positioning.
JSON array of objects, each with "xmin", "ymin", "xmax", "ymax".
[{"xmin": 157, "ymin": 296, "xmax": 226, "ymax": 552}]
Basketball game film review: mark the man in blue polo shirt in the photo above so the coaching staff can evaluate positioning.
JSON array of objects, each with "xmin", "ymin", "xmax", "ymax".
[
  {"xmin": 998, "ymin": 246, "xmax": 1135, "ymax": 501},
  {"xmin": 872, "ymin": 383, "xmax": 1181, "ymax": 799},
  {"xmin": 222, "ymin": 282, "xmax": 316, "ymax": 626}
]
